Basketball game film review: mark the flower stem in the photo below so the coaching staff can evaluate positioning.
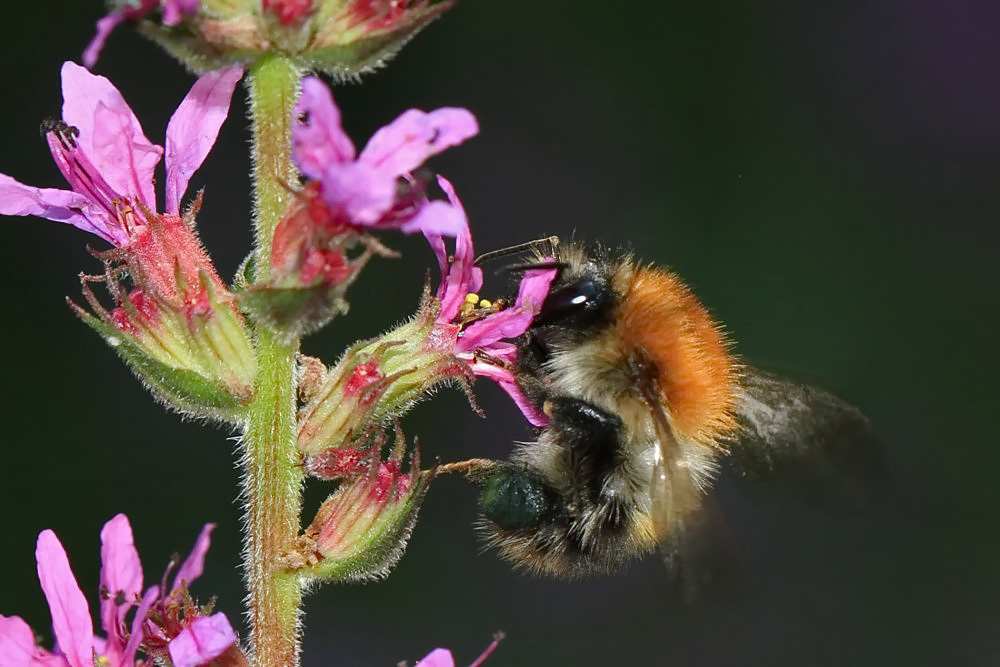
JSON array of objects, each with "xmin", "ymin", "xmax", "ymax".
[{"xmin": 244, "ymin": 53, "xmax": 304, "ymax": 667}]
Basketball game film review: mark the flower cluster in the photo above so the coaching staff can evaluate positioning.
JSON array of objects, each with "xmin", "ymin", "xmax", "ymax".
[
  {"xmin": 6, "ymin": 3, "xmax": 546, "ymax": 659},
  {"xmin": 242, "ymin": 78, "xmax": 555, "ymax": 579},
  {"xmin": 288, "ymin": 79, "xmax": 553, "ymax": 461},
  {"xmin": 0, "ymin": 62, "xmax": 255, "ymax": 421},
  {"xmin": 0, "ymin": 514, "xmax": 240, "ymax": 667},
  {"xmin": 84, "ymin": 0, "xmax": 455, "ymax": 79}
]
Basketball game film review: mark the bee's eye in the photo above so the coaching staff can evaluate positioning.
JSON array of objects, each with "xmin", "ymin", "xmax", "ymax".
[
  {"xmin": 481, "ymin": 468, "xmax": 553, "ymax": 530},
  {"xmin": 534, "ymin": 275, "xmax": 613, "ymax": 329}
]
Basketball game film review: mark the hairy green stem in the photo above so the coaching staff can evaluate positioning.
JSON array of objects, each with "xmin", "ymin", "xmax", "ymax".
[{"xmin": 243, "ymin": 54, "xmax": 304, "ymax": 667}]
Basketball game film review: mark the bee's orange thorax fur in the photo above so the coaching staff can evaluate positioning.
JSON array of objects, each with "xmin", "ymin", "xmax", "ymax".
[{"xmin": 617, "ymin": 267, "xmax": 739, "ymax": 448}]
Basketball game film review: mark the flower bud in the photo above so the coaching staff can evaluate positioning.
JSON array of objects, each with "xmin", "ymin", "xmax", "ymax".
[
  {"xmin": 107, "ymin": 0, "xmax": 456, "ymax": 77},
  {"xmin": 283, "ymin": 434, "xmax": 433, "ymax": 582},
  {"xmin": 238, "ymin": 182, "xmax": 395, "ymax": 340},
  {"xmin": 297, "ymin": 292, "xmax": 473, "ymax": 456}
]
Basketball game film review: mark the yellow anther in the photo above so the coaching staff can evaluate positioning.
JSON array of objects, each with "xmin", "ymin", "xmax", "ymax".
[
  {"xmin": 479, "ymin": 299, "xmax": 493, "ymax": 308},
  {"xmin": 464, "ymin": 293, "xmax": 480, "ymax": 304}
]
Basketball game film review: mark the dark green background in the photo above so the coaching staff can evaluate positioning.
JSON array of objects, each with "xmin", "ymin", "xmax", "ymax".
[{"xmin": 2, "ymin": 2, "xmax": 998, "ymax": 665}]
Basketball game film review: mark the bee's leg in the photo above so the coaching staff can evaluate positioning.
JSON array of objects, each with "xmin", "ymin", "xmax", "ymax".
[{"xmin": 543, "ymin": 396, "xmax": 624, "ymax": 500}]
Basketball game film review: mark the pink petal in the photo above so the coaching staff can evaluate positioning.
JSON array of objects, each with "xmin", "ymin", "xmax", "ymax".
[
  {"xmin": 60, "ymin": 62, "xmax": 161, "ymax": 210},
  {"xmin": 82, "ymin": 13, "xmax": 124, "ymax": 70},
  {"xmin": 317, "ymin": 162, "xmax": 396, "ymax": 224},
  {"xmin": 292, "ymin": 77, "xmax": 356, "ymax": 180},
  {"xmin": 0, "ymin": 174, "xmax": 112, "ymax": 240},
  {"xmin": 163, "ymin": 0, "xmax": 200, "ymax": 25},
  {"xmin": 167, "ymin": 613, "xmax": 236, "ymax": 667},
  {"xmin": 36, "ymin": 530, "xmax": 93, "ymax": 667},
  {"xmin": 425, "ymin": 177, "xmax": 481, "ymax": 321},
  {"xmin": 425, "ymin": 231, "xmax": 448, "ymax": 282},
  {"xmin": 459, "ymin": 307, "xmax": 535, "ymax": 353},
  {"xmin": 512, "ymin": 264, "xmax": 558, "ymax": 311},
  {"xmin": 457, "ymin": 266, "xmax": 556, "ymax": 366},
  {"xmin": 172, "ymin": 523, "xmax": 215, "ymax": 592},
  {"xmin": 360, "ymin": 108, "xmax": 478, "ymax": 177},
  {"xmin": 122, "ymin": 586, "xmax": 161, "ymax": 665},
  {"xmin": 400, "ymin": 200, "xmax": 467, "ymax": 237},
  {"xmin": 0, "ymin": 614, "xmax": 65, "ymax": 666},
  {"xmin": 164, "ymin": 66, "xmax": 243, "ymax": 214},
  {"xmin": 415, "ymin": 648, "xmax": 455, "ymax": 667},
  {"xmin": 432, "ymin": 222, "xmax": 483, "ymax": 321},
  {"xmin": 461, "ymin": 265, "xmax": 557, "ymax": 349},
  {"xmin": 477, "ymin": 341, "xmax": 518, "ymax": 364},
  {"xmin": 99, "ymin": 514, "xmax": 143, "ymax": 656},
  {"xmin": 471, "ymin": 362, "xmax": 549, "ymax": 427},
  {"xmin": 91, "ymin": 103, "xmax": 162, "ymax": 210}
]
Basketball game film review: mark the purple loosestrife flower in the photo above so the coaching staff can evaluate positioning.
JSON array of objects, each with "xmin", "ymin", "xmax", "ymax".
[
  {"xmin": 0, "ymin": 514, "xmax": 239, "ymax": 667},
  {"xmin": 0, "ymin": 61, "xmax": 240, "ymax": 274},
  {"xmin": 0, "ymin": 62, "xmax": 255, "ymax": 419},
  {"xmin": 247, "ymin": 76, "xmax": 477, "ymax": 336},
  {"xmin": 84, "ymin": 0, "xmax": 200, "ymax": 68},
  {"xmin": 291, "ymin": 75, "xmax": 476, "ymax": 234},
  {"xmin": 426, "ymin": 178, "xmax": 557, "ymax": 427},
  {"xmin": 294, "ymin": 181, "xmax": 555, "ymax": 458},
  {"xmin": 270, "ymin": 75, "xmax": 475, "ymax": 290},
  {"xmin": 0, "ymin": 61, "xmax": 240, "ymax": 301}
]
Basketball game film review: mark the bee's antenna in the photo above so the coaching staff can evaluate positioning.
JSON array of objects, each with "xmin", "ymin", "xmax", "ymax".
[
  {"xmin": 498, "ymin": 261, "xmax": 568, "ymax": 274},
  {"xmin": 475, "ymin": 236, "xmax": 560, "ymax": 266}
]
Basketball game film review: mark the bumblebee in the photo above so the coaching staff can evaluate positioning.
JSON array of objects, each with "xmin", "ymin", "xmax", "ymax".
[{"xmin": 470, "ymin": 239, "xmax": 880, "ymax": 578}]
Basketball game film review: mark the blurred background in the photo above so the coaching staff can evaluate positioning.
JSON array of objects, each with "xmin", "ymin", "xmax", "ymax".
[{"xmin": 1, "ymin": 1, "xmax": 998, "ymax": 665}]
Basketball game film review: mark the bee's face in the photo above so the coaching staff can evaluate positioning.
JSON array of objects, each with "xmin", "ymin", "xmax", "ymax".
[{"xmin": 475, "ymin": 240, "xmax": 880, "ymax": 579}]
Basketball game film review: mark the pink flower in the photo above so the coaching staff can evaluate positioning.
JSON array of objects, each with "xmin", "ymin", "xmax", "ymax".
[
  {"xmin": 0, "ymin": 61, "xmax": 240, "ymax": 247},
  {"xmin": 168, "ymin": 614, "xmax": 238, "ymax": 667},
  {"xmin": 0, "ymin": 61, "xmax": 247, "ymax": 338},
  {"xmin": 292, "ymin": 76, "xmax": 477, "ymax": 236},
  {"xmin": 426, "ymin": 178, "xmax": 557, "ymax": 427},
  {"xmin": 0, "ymin": 514, "xmax": 236, "ymax": 667},
  {"xmin": 83, "ymin": 0, "xmax": 201, "ymax": 69}
]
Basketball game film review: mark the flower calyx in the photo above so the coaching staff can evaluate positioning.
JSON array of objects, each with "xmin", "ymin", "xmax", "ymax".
[
  {"xmin": 72, "ymin": 202, "xmax": 256, "ymax": 422},
  {"xmin": 296, "ymin": 291, "xmax": 476, "ymax": 457},
  {"xmin": 282, "ymin": 427, "xmax": 435, "ymax": 582},
  {"xmin": 236, "ymin": 182, "xmax": 397, "ymax": 341}
]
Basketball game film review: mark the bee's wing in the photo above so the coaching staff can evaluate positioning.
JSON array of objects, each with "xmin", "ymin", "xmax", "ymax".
[
  {"xmin": 726, "ymin": 368, "xmax": 885, "ymax": 509},
  {"xmin": 641, "ymin": 384, "xmax": 734, "ymax": 600}
]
